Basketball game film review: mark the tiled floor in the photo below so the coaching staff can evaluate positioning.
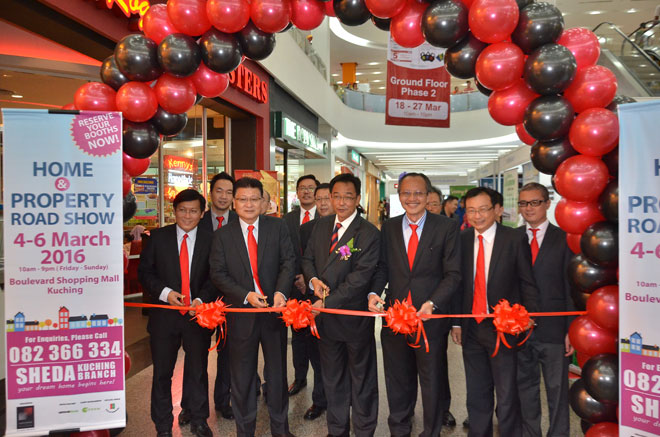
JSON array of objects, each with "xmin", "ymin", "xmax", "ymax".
[{"xmin": 122, "ymin": 306, "xmax": 581, "ymax": 437}]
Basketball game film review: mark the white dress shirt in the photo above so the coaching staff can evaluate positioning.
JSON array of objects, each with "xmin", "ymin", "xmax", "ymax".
[
  {"xmin": 472, "ymin": 221, "xmax": 497, "ymax": 315},
  {"xmin": 402, "ymin": 211, "xmax": 427, "ymax": 251},
  {"xmin": 300, "ymin": 205, "xmax": 317, "ymax": 225},
  {"xmin": 525, "ymin": 219, "xmax": 549, "ymax": 248},
  {"xmin": 160, "ymin": 225, "xmax": 198, "ymax": 303}
]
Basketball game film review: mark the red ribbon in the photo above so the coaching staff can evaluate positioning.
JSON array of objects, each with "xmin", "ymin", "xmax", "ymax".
[
  {"xmin": 280, "ymin": 299, "xmax": 320, "ymax": 339},
  {"xmin": 192, "ymin": 300, "xmax": 228, "ymax": 351},
  {"xmin": 383, "ymin": 295, "xmax": 429, "ymax": 352},
  {"xmin": 490, "ymin": 299, "xmax": 533, "ymax": 357}
]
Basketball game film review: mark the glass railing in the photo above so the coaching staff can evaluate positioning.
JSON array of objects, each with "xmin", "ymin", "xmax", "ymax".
[
  {"xmin": 338, "ymin": 87, "xmax": 489, "ymax": 113},
  {"xmin": 288, "ymin": 27, "xmax": 328, "ymax": 80}
]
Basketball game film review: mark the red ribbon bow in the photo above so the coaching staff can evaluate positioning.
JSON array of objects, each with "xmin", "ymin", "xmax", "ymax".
[
  {"xmin": 383, "ymin": 295, "xmax": 429, "ymax": 353},
  {"xmin": 491, "ymin": 299, "xmax": 533, "ymax": 357},
  {"xmin": 192, "ymin": 300, "xmax": 228, "ymax": 351},
  {"xmin": 280, "ymin": 299, "xmax": 320, "ymax": 339}
]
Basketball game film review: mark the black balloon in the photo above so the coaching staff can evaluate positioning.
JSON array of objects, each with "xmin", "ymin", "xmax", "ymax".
[
  {"xmin": 371, "ymin": 16, "xmax": 391, "ymax": 31},
  {"xmin": 602, "ymin": 146, "xmax": 618, "ymax": 178},
  {"xmin": 150, "ymin": 107, "xmax": 188, "ymax": 137},
  {"xmin": 114, "ymin": 34, "xmax": 162, "ymax": 82},
  {"xmin": 599, "ymin": 180, "xmax": 618, "ymax": 223},
  {"xmin": 446, "ymin": 34, "xmax": 488, "ymax": 79},
  {"xmin": 571, "ymin": 287, "xmax": 590, "ymax": 311},
  {"xmin": 333, "ymin": 0, "xmax": 371, "ymax": 26},
  {"xmin": 523, "ymin": 96, "xmax": 574, "ymax": 141},
  {"xmin": 524, "ymin": 43, "xmax": 577, "ymax": 95},
  {"xmin": 422, "ymin": 0, "xmax": 468, "ymax": 49},
  {"xmin": 569, "ymin": 379, "xmax": 617, "ymax": 423},
  {"xmin": 606, "ymin": 95, "xmax": 637, "ymax": 113},
  {"xmin": 582, "ymin": 354, "xmax": 618, "ymax": 404},
  {"xmin": 158, "ymin": 33, "xmax": 201, "ymax": 78},
  {"xmin": 123, "ymin": 192, "xmax": 137, "ymax": 222},
  {"xmin": 512, "ymin": 2, "xmax": 564, "ymax": 54},
  {"xmin": 123, "ymin": 121, "xmax": 160, "ymax": 159},
  {"xmin": 581, "ymin": 222, "xmax": 618, "ymax": 267},
  {"xmin": 100, "ymin": 56, "xmax": 130, "ymax": 91},
  {"xmin": 530, "ymin": 137, "xmax": 578, "ymax": 174},
  {"xmin": 279, "ymin": 22, "xmax": 294, "ymax": 33},
  {"xmin": 568, "ymin": 253, "xmax": 617, "ymax": 294},
  {"xmin": 475, "ymin": 78, "xmax": 492, "ymax": 96},
  {"xmin": 516, "ymin": 0, "xmax": 534, "ymax": 8},
  {"xmin": 199, "ymin": 28, "xmax": 243, "ymax": 74},
  {"xmin": 237, "ymin": 22, "xmax": 276, "ymax": 61}
]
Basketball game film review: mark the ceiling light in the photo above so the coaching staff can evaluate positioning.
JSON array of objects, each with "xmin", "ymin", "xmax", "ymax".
[
  {"xmin": 367, "ymin": 62, "xmax": 380, "ymax": 66},
  {"xmin": 356, "ymin": 72, "xmax": 364, "ymax": 76},
  {"xmin": 11, "ymin": 94, "xmax": 23, "ymax": 99},
  {"xmin": 587, "ymin": 10, "xmax": 604, "ymax": 15},
  {"xmin": 371, "ymin": 71, "xmax": 382, "ymax": 74},
  {"xmin": 372, "ymin": 79, "xmax": 382, "ymax": 83},
  {"xmin": 335, "ymin": 133, "xmax": 520, "ymax": 150},
  {"xmin": 331, "ymin": 73, "xmax": 339, "ymax": 77},
  {"xmin": 336, "ymin": 81, "xmax": 343, "ymax": 84},
  {"xmin": 626, "ymin": 8, "xmax": 638, "ymax": 13},
  {"xmin": 378, "ymin": 87, "xmax": 385, "ymax": 89}
]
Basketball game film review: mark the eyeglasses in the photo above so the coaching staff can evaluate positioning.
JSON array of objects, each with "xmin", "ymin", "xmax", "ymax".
[
  {"xmin": 518, "ymin": 200, "xmax": 546, "ymax": 207},
  {"xmin": 465, "ymin": 206, "xmax": 494, "ymax": 216},
  {"xmin": 298, "ymin": 186, "xmax": 316, "ymax": 193},
  {"xmin": 332, "ymin": 195, "xmax": 356, "ymax": 203},
  {"xmin": 399, "ymin": 191, "xmax": 428, "ymax": 199},
  {"xmin": 235, "ymin": 197, "xmax": 262, "ymax": 204}
]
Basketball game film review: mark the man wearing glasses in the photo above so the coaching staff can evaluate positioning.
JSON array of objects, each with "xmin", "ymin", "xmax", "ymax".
[
  {"xmin": 426, "ymin": 187, "xmax": 443, "ymax": 215},
  {"xmin": 452, "ymin": 187, "xmax": 538, "ymax": 437},
  {"xmin": 516, "ymin": 183, "xmax": 574, "ymax": 437},
  {"xmin": 209, "ymin": 177, "xmax": 296, "ymax": 437},
  {"xmin": 369, "ymin": 173, "xmax": 461, "ymax": 436},
  {"xmin": 302, "ymin": 173, "xmax": 380, "ymax": 437}
]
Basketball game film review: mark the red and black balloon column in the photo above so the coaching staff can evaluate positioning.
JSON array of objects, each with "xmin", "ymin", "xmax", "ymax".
[{"xmin": 65, "ymin": 0, "xmax": 623, "ymax": 434}]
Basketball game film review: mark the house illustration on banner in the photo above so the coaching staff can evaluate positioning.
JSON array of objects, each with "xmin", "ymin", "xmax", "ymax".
[
  {"xmin": 59, "ymin": 306, "xmax": 70, "ymax": 329},
  {"xmin": 621, "ymin": 332, "xmax": 660, "ymax": 357},
  {"xmin": 90, "ymin": 314, "xmax": 109, "ymax": 327},
  {"xmin": 14, "ymin": 312, "xmax": 25, "ymax": 331},
  {"xmin": 4, "ymin": 309, "xmax": 121, "ymax": 331},
  {"xmin": 69, "ymin": 315, "xmax": 88, "ymax": 329}
]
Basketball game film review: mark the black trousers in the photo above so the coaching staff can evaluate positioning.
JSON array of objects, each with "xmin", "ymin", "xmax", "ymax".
[
  {"xmin": 440, "ymin": 328, "xmax": 452, "ymax": 415},
  {"xmin": 319, "ymin": 334, "xmax": 378, "ymax": 437},
  {"xmin": 463, "ymin": 319, "xmax": 521, "ymax": 437},
  {"xmin": 382, "ymin": 323, "xmax": 449, "ymax": 437},
  {"xmin": 291, "ymin": 326, "xmax": 327, "ymax": 407},
  {"xmin": 228, "ymin": 314, "xmax": 289, "ymax": 437},
  {"xmin": 213, "ymin": 328, "xmax": 232, "ymax": 408},
  {"xmin": 517, "ymin": 338, "xmax": 570, "ymax": 437},
  {"xmin": 149, "ymin": 310, "xmax": 212, "ymax": 433}
]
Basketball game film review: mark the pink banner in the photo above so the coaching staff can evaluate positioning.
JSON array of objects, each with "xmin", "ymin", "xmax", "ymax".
[{"xmin": 620, "ymin": 350, "xmax": 660, "ymax": 434}]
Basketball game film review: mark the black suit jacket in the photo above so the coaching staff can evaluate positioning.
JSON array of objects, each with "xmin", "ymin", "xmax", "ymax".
[
  {"xmin": 299, "ymin": 218, "xmax": 318, "ymax": 254},
  {"xmin": 456, "ymin": 223, "xmax": 539, "ymax": 342},
  {"xmin": 284, "ymin": 207, "xmax": 319, "ymax": 274},
  {"xmin": 199, "ymin": 209, "xmax": 238, "ymax": 234},
  {"xmin": 372, "ymin": 213, "xmax": 461, "ymax": 334},
  {"xmin": 517, "ymin": 223, "xmax": 575, "ymax": 344},
  {"xmin": 209, "ymin": 215, "xmax": 295, "ymax": 338},
  {"xmin": 301, "ymin": 214, "xmax": 380, "ymax": 342}
]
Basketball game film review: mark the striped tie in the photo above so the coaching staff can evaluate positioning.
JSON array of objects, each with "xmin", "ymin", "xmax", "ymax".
[{"xmin": 330, "ymin": 223, "xmax": 341, "ymax": 253}]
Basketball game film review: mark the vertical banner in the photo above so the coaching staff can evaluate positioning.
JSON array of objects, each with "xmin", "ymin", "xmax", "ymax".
[
  {"xmin": 2, "ymin": 109, "xmax": 125, "ymax": 435},
  {"xmin": 502, "ymin": 169, "xmax": 519, "ymax": 228},
  {"xmin": 618, "ymin": 101, "xmax": 660, "ymax": 437},
  {"xmin": 386, "ymin": 37, "xmax": 450, "ymax": 127}
]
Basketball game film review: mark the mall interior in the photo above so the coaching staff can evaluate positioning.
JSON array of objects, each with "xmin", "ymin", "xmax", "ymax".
[{"xmin": 0, "ymin": 0, "xmax": 658, "ymax": 435}]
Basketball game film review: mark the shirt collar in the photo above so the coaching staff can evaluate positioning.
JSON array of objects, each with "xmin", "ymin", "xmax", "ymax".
[
  {"xmin": 334, "ymin": 209, "xmax": 358, "ymax": 229},
  {"xmin": 526, "ymin": 219, "xmax": 549, "ymax": 233},
  {"xmin": 302, "ymin": 205, "xmax": 316, "ymax": 217},
  {"xmin": 176, "ymin": 225, "xmax": 198, "ymax": 240},
  {"xmin": 239, "ymin": 216, "xmax": 260, "ymax": 233},
  {"xmin": 403, "ymin": 211, "xmax": 427, "ymax": 228},
  {"xmin": 476, "ymin": 221, "xmax": 497, "ymax": 244}
]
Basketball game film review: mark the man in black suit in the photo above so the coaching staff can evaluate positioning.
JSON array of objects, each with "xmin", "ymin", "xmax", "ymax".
[
  {"xmin": 284, "ymin": 174, "xmax": 320, "ymax": 397},
  {"xmin": 516, "ymin": 183, "xmax": 574, "ymax": 437},
  {"xmin": 369, "ymin": 173, "xmax": 461, "ymax": 437},
  {"xmin": 302, "ymin": 173, "xmax": 380, "ymax": 437},
  {"xmin": 197, "ymin": 172, "xmax": 238, "ymax": 420},
  {"xmin": 451, "ymin": 187, "xmax": 539, "ymax": 437},
  {"xmin": 209, "ymin": 177, "xmax": 296, "ymax": 437},
  {"xmin": 138, "ymin": 189, "xmax": 218, "ymax": 437}
]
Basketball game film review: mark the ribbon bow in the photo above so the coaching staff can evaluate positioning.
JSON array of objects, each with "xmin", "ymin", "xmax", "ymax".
[
  {"xmin": 491, "ymin": 299, "xmax": 533, "ymax": 357},
  {"xmin": 383, "ymin": 294, "xmax": 429, "ymax": 353},
  {"xmin": 280, "ymin": 299, "xmax": 320, "ymax": 339},
  {"xmin": 192, "ymin": 300, "xmax": 228, "ymax": 351}
]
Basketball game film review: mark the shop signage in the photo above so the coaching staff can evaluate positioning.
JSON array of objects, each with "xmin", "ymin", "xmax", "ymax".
[
  {"xmin": 271, "ymin": 112, "xmax": 327, "ymax": 157},
  {"xmin": 228, "ymin": 64, "xmax": 268, "ymax": 104},
  {"xmin": 386, "ymin": 37, "xmax": 450, "ymax": 128},
  {"xmin": 349, "ymin": 149, "xmax": 361, "ymax": 165},
  {"xmin": 164, "ymin": 155, "xmax": 195, "ymax": 173},
  {"xmin": 99, "ymin": 0, "xmax": 150, "ymax": 29}
]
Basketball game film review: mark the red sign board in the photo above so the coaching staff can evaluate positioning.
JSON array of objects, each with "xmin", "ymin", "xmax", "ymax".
[
  {"xmin": 103, "ymin": 0, "xmax": 150, "ymax": 28},
  {"xmin": 386, "ymin": 38, "xmax": 450, "ymax": 128},
  {"xmin": 228, "ymin": 64, "xmax": 269, "ymax": 104},
  {"xmin": 164, "ymin": 155, "xmax": 195, "ymax": 173}
]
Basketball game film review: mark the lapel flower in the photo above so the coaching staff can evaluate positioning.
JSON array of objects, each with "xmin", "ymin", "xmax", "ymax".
[{"xmin": 336, "ymin": 237, "xmax": 361, "ymax": 260}]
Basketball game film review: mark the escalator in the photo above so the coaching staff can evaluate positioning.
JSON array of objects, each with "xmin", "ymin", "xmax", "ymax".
[{"xmin": 593, "ymin": 21, "xmax": 660, "ymax": 97}]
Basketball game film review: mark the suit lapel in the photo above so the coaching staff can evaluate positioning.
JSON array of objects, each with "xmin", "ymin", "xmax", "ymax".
[
  {"xmin": 167, "ymin": 226, "xmax": 181, "ymax": 285},
  {"xmin": 391, "ymin": 216, "xmax": 408, "ymax": 272},
  {"xmin": 257, "ymin": 217, "xmax": 268, "ymax": 270},
  {"xmin": 411, "ymin": 215, "xmax": 434, "ymax": 272},
  {"xmin": 230, "ymin": 221, "xmax": 252, "ymax": 277},
  {"xmin": 321, "ymin": 215, "xmax": 360, "ymax": 272},
  {"xmin": 535, "ymin": 224, "xmax": 557, "ymax": 265},
  {"xmin": 487, "ymin": 224, "xmax": 505, "ymax": 285},
  {"xmin": 465, "ymin": 229, "xmax": 475, "ymax": 298}
]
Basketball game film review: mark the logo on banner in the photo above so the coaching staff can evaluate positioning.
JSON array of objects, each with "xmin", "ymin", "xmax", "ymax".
[
  {"xmin": 16, "ymin": 406, "xmax": 35, "ymax": 429},
  {"xmin": 70, "ymin": 113, "xmax": 121, "ymax": 157}
]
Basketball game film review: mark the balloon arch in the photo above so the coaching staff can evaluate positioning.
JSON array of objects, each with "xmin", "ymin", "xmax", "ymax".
[{"xmin": 67, "ymin": 0, "xmax": 623, "ymax": 434}]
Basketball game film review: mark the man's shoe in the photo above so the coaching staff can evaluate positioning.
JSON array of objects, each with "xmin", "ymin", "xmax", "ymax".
[
  {"xmin": 463, "ymin": 417, "xmax": 469, "ymax": 428},
  {"xmin": 443, "ymin": 411, "xmax": 456, "ymax": 427},
  {"xmin": 156, "ymin": 431, "xmax": 172, "ymax": 437},
  {"xmin": 288, "ymin": 379, "xmax": 307, "ymax": 396},
  {"xmin": 178, "ymin": 409, "xmax": 191, "ymax": 425},
  {"xmin": 303, "ymin": 404, "xmax": 326, "ymax": 420},
  {"xmin": 215, "ymin": 404, "xmax": 234, "ymax": 420},
  {"xmin": 190, "ymin": 422, "xmax": 213, "ymax": 437}
]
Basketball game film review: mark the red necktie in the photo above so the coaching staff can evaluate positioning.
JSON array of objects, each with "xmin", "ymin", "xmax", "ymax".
[
  {"xmin": 247, "ymin": 225, "xmax": 263, "ymax": 295},
  {"xmin": 407, "ymin": 224, "xmax": 418, "ymax": 270},
  {"xmin": 472, "ymin": 235, "xmax": 487, "ymax": 323},
  {"xmin": 179, "ymin": 234, "xmax": 190, "ymax": 315},
  {"xmin": 302, "ymin": 210, "xmax": 310, "ymax": 224},
  {"xmin": 330, "ymin": 223, "xmax": 341, "ymax": 253},
  {"xmin": 530, "ymin": 228, "xmax": 539, "ymax": 265},
  {"xmin": 216, "ymin": 216, "xmax": 224, "ymax": 230}
]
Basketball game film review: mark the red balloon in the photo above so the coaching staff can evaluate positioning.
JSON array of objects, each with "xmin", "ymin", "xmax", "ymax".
[
  {"xmin": 390, "ymin": 0, "xmax": 427, "ymax": 48},
  {"xmin": 291, "ymin": 0, "xmax": 326, "ymax": 30},
  {"xmin": 62, "ymin": 102, "xmax": 76, "ymax": 110},
  {"xmin": 569, "ymin": 316, "xmax": 617, "ymax": 357},
  {"xmin": 123, "ymin": 152, "xmax": 151, "ymax": 177},
  {"xmin": 516, "ymin": 123, "xmax": 536, "ymax": 145},
  {"xmin": 576, "ymin": 351, "xmax": 591, "ymax": 368},
  {"xmin": 468, "ymin": 0, "xmax": 519, "ymax": 44},
  {"xmin": 324, "ymin": 1, "xmax": 336, "ymax": 16},
  {"xmin": 154, "ymin": 74, "xmax": 197, "ymax": 114},
  {"xmin": 585, "ymin": 422, "xmax": 618, "ymax": 437},
  {"xmin": 142, "ymin": 4, "xmax": 180, "ymax": 44},
  {"xmin": 207, "ymin": 0, "xmax": 250, "ymax": 33},
  {"xmin": 124, "ymin": 350, "xmax": 132, "ymax": 375},
  {"xmin": 558, "ymin": 28, "xmax": 600, "ymax": 71},
  {"xmin": 459, "ymin": 0, "xmax": 475, "ymax": 7},
  {"xmin": 116, "ymin": 82, "xmax": 158, "ymax": 122},
  {"xmin": 555, "ymin": 199, "xmax": 605, "ymax": 235},
  {"xmin": 566, "ymin": 233, "xmax": 582, "ymax": 254},
  {"xmin": 587, "ymin": 285, "xmax": 618, "ymax": 332},
  {"xmin": 554, "ymin": 155, "xmax": 609, "ymax": 202},
  {"xmin": 569, "ymin": 108, "xmax": 619, "ymax": 157},
  {"xmin": 190, "ymin": 63, "xmax": 229, "ymax": 98},
  {"xmin": 250, "ymin": 0, "xmax": 292, "ymax": 33},
  {"xmin": 366, "ymin": 0, "xmax": 406, "ymax": 19},
  {"xmin": 122, "ymin": 171, "xmax": 132, "ymax": 196},
  {"xmin": 70, "ymin": 430, "xmax": 110, "ymax": 437},
  {"xmin": 167, "ymin": 0, "xmax": 212, "ymax": 36},
  {"xmin": 475, "ymin": 42, "xmax": 524, "ymax": 91},
  {"xmin": 564, "ymin": 66, "xmax": 618, "ymax": 113},
  {"xmin": 488, "ymin": 79, "xmax": 538, "ymax": 126},
  {"xmin": 74, "ymin": 82, "xmax": 117, "ymax": 111}
]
